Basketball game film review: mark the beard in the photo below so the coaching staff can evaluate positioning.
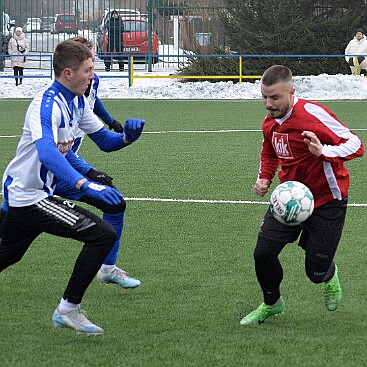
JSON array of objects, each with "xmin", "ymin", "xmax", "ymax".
[{"xmin": 268, "ymin": 101, "xmax": 292, "ymax": 119}]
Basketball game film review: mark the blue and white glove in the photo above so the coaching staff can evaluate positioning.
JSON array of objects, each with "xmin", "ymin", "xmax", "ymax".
[
  {"xmin": 123, "ymin": 118, "xmax": 146, "ymax": 143},
  {"xmin": 80, "ymin": 181, "xmax": 122, "ymax": 206}
]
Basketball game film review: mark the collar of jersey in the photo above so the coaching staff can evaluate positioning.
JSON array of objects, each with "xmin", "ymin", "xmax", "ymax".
[{"xmin": 53, "ymin": 80, "xmax": 76, "ymax": 106}]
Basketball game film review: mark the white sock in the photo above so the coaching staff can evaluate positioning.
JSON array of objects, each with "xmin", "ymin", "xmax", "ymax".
[
  {"xmin": 101, "ymin": 264, "xmax": 114, "ymax": 273},
  {"xmin": 57, "ymin": 298, "xmax": 79, "ymax": 314}
]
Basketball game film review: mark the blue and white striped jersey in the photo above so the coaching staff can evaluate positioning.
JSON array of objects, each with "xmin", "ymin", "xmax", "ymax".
[{"xmin": 2, "ymin": 80, "xmax": 104, "ymax": 207}]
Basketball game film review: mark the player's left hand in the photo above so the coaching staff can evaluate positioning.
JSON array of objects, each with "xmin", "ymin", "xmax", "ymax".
[
  {"xmin": 86, "ymin": 168, "xmax": 115, "ymax": 187},
  {"xmin": 302, "ymin": 131, "xmax": 322, "ymax": 157},
  {"xmin": 109, "ymin": 119, "xmax": 124, "ymax": 133},
  {"xmin": 123, "ymin": 118, "xmax": 146, "ymax": 143}
]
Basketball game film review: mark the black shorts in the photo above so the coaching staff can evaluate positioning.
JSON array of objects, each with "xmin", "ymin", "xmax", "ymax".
[
  {"xmin": 258, "ymin": 199, "xmax": 348, "ymax": 263},
  {"xmin": 0, "ymin": 196, "xmax": 116, "ymax": 261},
  {"xmin": 0, "ymin": 196, "xmax": 117, "ymax": 304}
]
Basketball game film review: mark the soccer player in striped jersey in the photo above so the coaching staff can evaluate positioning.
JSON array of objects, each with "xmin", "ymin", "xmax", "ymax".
[
  {"xmin": 240, "ymin": 65, "xmax": 364, "ymax": 326},
  {"xmin": 54, "ymin": 36, "xmax": 141, "ymax": 289},
  {"xmin": 1, "ymin": 37, "xmax": 141, "ymax": 288},
  {"xmin": 0, "ymin": 39, "xmax": 145, "ymax": 336}
]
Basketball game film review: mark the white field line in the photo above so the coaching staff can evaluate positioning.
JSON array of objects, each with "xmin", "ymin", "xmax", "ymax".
[
  {"xmin": 0, "ymin": 129, "xmax": 261, "ymax": 138},
  {"xmin": 125, "ymin": 197, "xmax": 367, "ymax": 207},
  {"xmin": 0, "ymin": 127, "xmax": 366, "ymax": 139},
  {"xmin": 0, "ymin": 193, "xmax": 365, "ymax": 206},
  {"xmin": 0, "ymin": 191, "xmax": 367, "ymax": 208},
  {"xmin": 126, "ymin": 197, "xmax": 268, "ymax": 205},
  {"xmin": 142, "ymin": 128, "xmax": 367, "ymax": 134},
  {"xmin": 143, "ymin": 129, "xmax": 262, "ymax": 134}
]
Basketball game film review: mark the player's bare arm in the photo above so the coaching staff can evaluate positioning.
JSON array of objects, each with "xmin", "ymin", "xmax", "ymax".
[
  {"xmin": 76, "ymin": 178, "xmax": 87, "ymax": 189},
  {"xmin": 302, "ymin": 130, "xmax": 322, "ymax": 157},
  {"xmin": 254, "ymin": 179, "xmax": 271, "ymax": 197}
]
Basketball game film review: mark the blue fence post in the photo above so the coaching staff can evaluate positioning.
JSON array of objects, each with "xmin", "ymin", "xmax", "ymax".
[
  {"xmin": 50, "ymin": 53, "xmax": 53, "ymax": 79},
  {"xmin": 239, "ymin": 56, "xmax": 242, "ymax": 83}
]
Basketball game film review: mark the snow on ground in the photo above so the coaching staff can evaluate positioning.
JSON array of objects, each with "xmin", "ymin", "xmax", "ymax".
[
  {"xmin": 0, "ymin": 42, "xmax": 367, "ymax": 100},
  {"xmin": 1, "ymin": 68, "xmax": 367, "ymax": 100}
]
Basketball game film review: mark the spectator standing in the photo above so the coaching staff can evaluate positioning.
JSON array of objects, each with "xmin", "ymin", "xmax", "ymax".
[
  {"xmin": 104, "ymin": 9, "xmax": 124, "ymax": 71},
  {"xmin": 0, "ymin": 33, "xmax": 8, "ymax": 71},
  {"xmin": 8, "ymin": 27, "xmax": 29, "ymax": 85},
  {"xmin": 345, "ymin": 28, "xmax": 367, "ymax": 75}
]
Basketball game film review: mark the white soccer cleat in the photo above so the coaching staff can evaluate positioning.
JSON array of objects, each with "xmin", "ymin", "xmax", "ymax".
[
  {"xmin": 97, "ymin": 265, "xmax": 141, "ymax": 289},
  {"xmin": 52, "ymin": 307, "xmax": 104, "ymax": 336}
]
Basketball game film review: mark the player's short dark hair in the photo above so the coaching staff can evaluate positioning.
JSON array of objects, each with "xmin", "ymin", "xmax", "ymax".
[
  {"xmin": 68, "ymin": 36, "xmax": 93, "ymax": 50},
  {"xmin": 53, "ymin": 40, "xmax": 92, "ymax": 77},
  {"xmin": 261, "ymin": 65, "xmax": 293, "ymax": 86}
]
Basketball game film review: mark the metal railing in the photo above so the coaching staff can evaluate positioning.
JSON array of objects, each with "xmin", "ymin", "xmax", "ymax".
[
  {"xmin": 0, "ymin": 53, "xmax": 365, "ymax": 86},
  {"xmin": 0, "ymin": 52, "xmax": 53, "ymax": 79},
  {"xmin": 126, "ymin": 53, "xmax": 367, "ymax": 86}
]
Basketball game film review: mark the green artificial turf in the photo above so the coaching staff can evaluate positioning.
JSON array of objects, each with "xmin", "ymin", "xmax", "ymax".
[{"xmin": 0, "ymin": 99, "xmax": 366, "ymax": 367}]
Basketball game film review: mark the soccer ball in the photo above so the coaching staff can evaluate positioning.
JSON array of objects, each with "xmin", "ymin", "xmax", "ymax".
[{"xmin": 269, "ymin": 181, "xmax": 314, "ymax": 226}]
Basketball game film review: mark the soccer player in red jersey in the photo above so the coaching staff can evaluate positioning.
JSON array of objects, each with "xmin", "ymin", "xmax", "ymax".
[{"xmin": 240, "ymin": 65, "xmax": 364, "ymax": 325}]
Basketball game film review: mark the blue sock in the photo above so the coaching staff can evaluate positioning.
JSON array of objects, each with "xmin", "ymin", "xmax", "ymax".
[{"xmin": 102, "ymin": 211, "xmax": 124, "ymax": 265}]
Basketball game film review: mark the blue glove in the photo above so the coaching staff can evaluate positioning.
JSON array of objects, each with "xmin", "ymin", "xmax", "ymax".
[
  {"xmin": 123, "ymin": 118, "xmax": 145, "ymax": 143},
  {"xmin": 80, "ymin": 181, "xmax": 122, "ymax": 206}
]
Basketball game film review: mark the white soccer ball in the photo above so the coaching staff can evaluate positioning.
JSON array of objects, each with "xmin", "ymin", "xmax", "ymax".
[{"xmin": 269, "ymin": 181, "xmax": 314, "ymax": 226}]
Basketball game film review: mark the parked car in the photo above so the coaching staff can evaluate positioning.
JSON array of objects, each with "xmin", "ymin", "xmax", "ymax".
[
  {"xmin": 42, "ymin": 16, "xmax": 55, "ymax": 32},
  {"xmin": 53, "ymin": 14, "xmax": 78, "ymax": 34},
  {"xmin": 97, "ymin": 17, "xmax": 159, "ymax": 64},
  {"xmin": 23, "ymin": 17, "xmax": 42, "ymax": 33}
]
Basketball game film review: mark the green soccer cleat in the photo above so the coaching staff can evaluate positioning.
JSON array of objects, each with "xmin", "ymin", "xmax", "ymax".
[
  {"xmin": 240, "ymin": 297, "xmax": 285, "ymax": 326},
  {"xmin": 323, "ymin": 265, "xmax": 342, "ymax": 311}
]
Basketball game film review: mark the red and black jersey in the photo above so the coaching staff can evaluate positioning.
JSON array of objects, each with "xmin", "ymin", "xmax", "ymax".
[{"xmin": 258, "ymin": 98, "xmax": 364, "ymax": 208}]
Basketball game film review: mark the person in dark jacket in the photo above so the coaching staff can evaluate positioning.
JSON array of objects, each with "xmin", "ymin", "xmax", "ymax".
[
  {"xmin": 104, "ymin": 10, "xmax": 124, "ymax": 71},
  {"xmin": 0, "ymin": 32, "xmax": 10, "ymax": 72}
]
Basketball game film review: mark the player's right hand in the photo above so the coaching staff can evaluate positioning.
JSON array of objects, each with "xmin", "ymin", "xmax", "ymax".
[
  {"xmin": 80, "ymin": 180, "xmax": 122, "ymax": 206},
  {"xmin": 254, "ymin": 179, "xmax": 271, "ymax": 197}
]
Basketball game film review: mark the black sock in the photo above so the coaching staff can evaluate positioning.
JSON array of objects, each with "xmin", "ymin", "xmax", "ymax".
[{"xmin": 263, "ymin": 288, "xmax": 281, "ymax": 305}]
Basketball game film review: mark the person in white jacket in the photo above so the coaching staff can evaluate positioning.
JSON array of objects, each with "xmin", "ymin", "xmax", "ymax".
[
  {"xmin": 8, "ymin": 27, "xmax": 29, "ymax": 85},
  {"xmin": 345, "ymin": 28, "xmax": 367, "ymax": 75}
]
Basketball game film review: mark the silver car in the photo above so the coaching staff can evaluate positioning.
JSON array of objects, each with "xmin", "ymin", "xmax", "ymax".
[{"xmin": 23, "ymin": 17, "xmax": 42, "ymax": 33}]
